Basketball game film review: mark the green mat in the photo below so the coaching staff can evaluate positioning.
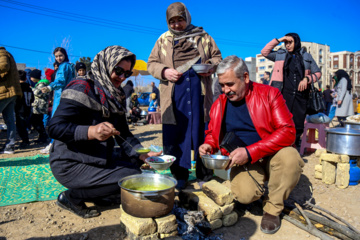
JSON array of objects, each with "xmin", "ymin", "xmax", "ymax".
[
  {"xmin": 0, "ymin": 155, "xmax": 196, "ymax": 207},
  {"xmin": 0, "ymin": 154, "xmax": 67, "ymax": 207}
]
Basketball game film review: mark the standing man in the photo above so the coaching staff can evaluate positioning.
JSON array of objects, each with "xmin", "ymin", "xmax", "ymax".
[
  {"xmin": 262, "ymin": 71, "xmax": 270, "ymax": 85},
  {"xmin": 0, "ymin": 47, "xmax": 22, "ymax": 154},
  {"xmin": 322, "ymin": 85, "xmax": 333, "ymax": 115},
  {"xmin": 151, "ymin": 81, "xmax": 160, "ymax": 106},
  {"xmin": 199, "ymin": 56, "xmax": 304, "ymax": 234}
]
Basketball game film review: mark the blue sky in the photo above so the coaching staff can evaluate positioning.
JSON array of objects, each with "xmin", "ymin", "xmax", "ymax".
[{"xmin": 1, "ymin": 0, "xmax": 359, "ymax": 84}]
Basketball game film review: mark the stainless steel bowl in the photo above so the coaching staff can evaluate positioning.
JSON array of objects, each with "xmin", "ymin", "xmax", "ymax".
[
  {"xmin": 201, "ymin": 154, "xmax": 230, "ymax": 169},
  {"xmin": 192, "ymin": 64, "xmax": 214, "ymax": 74}
]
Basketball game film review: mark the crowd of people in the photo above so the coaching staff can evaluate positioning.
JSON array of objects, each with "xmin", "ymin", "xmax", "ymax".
[{"xmin": 0, "ymin": 1, "xmax": 357, "ymax": 235}]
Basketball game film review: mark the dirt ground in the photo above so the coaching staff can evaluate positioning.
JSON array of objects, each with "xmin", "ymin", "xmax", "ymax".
[{"xmin": 0, "ymin": 123, "xmax": 359, "ymax": 240}]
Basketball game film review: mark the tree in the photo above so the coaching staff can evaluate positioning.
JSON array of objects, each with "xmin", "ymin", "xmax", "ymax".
[{"xmin": 76, "ymin": 57, "xmax": 92, "ymax": 72}]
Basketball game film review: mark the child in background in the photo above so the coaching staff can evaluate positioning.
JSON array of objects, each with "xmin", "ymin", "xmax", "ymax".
[
  {"xmin": 75, "ymin": 62, "xmax": 87, "ymax": 78},
  {"xmin": 43, "ymin": 68, "xmax": 54, "ymax": 128},
  {"xmin": 15, "ymin": 70, "xmax": 34, "ymax": 148},
  {"xmin": 148, "ymin": 93, "xmax": 158, "ymax": 112},
  {"xmin": 30, "ymin": 69, "xmax": 49, "ymax": 144}
]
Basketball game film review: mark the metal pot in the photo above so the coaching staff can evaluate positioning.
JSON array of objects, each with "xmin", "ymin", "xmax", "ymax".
[
  {"xmin": 326, "ymin": 127, "xmax": 360, "ymax": 155},
  {"xmin": 118, "ymin": 174, "xmax": 177, "ymax": 218},
  {"xmin": 140, "ymin": 110, "xmax": 148, "ymax": 116},
  {"xmin": 344, "ymin": 121, "xmax": 360, "ymax": 130}
]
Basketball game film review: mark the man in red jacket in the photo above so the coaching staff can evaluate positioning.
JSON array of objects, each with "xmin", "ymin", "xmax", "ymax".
[{"xmin": 199, "ymin": 56, "xmax": 304, "ymax": 234}]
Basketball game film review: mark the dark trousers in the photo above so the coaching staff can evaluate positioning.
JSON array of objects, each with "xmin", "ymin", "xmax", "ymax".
[
  {"xmin": 15, "ymin": 112, "xmax": 30, "ymax": 143},
  {"xmin": 325, "ymin": 102, "xmax": 332, "ymax": 116},
  {"xmin": 31, "ymin": 114, "xmax": 47, "ymax": 139}
]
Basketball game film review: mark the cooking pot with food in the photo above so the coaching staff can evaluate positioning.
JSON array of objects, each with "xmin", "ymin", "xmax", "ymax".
[
  {"xmin": 326, "ymin": 127, "xmax": 360, "ymax": 155},
  {"xmin": 118, "ymin": 174, "xmax": 177, "ymax": 218}
]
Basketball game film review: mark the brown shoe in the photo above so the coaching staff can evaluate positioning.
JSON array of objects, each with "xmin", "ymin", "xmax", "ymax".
[{"xmin": 260, "ymin": 212, "xmax": 281, "ymax": 234}]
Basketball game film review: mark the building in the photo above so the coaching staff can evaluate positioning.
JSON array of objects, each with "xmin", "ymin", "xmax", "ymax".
[
  {"xmin": 255, "ymin": 45, "xmax": 282, "ymax": 83},
  {"xmin": 245, "ymin": 57, "xmax": 256, "ymax": 81}
]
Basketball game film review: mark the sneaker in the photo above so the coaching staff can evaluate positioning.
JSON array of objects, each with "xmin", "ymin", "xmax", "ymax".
[
  {"xmin": 40, "ymin": 143, "xmax": 52, "ymax": 154},
  {"xmin": 2, "ymin": 145, "xmax": 15, "ymax": 154}
]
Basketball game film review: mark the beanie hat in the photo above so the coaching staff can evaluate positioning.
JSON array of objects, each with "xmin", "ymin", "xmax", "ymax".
[
  {"xmin": 30, "ymin": 69, "xmax": 42, "ymax": 80},
  {"xmin": 45, "ymin": 69, "xmax": 54, "ymax": 81},
  {"xmin": 76, "ymin": 62, "xmax": 86, "ymax": 72}
]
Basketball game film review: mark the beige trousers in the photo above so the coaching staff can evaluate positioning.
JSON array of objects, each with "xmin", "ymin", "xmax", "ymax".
[{"xmin": 230, "ymin": 147, "xmax": 304, "ymax": 216}]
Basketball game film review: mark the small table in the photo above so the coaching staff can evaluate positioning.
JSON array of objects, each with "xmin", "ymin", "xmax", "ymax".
[{"xmin": 147, "ymin": 112, "xmax": 162, "ymax": 124}]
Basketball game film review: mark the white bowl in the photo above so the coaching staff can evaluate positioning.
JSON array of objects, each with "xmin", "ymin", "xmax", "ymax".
[
  {"xmin": 145, "ymin": 155, "xmax": 176, "ymax": 171},
  {"xmin": 192, "ymin": 64, "xmax": 214, "ymax": 74}
]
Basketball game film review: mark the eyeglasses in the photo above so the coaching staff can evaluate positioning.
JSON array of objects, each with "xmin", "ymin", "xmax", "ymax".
[{"xmin": 114, "ymin": 66, "xmax": 133, "ymax": 78}]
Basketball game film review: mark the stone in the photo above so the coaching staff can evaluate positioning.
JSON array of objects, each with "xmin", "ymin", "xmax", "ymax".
[
  {"xmin": 315, "ymin": 171, "xmax": 322, "ymax": 180},
  {"xmin": 320, "ymin": 153, "xmax": 340, "ymax": 163},
  {"xmin": 209, "ymin": 219, "xmax": 222, "ymax": 230},
  {"xmin": 159, "ymin": 230, "xmax": 178, "ymax": 239},
  {"xmin": 222, "ymin": 211, "xmax": 238, "ymax": 227},
  {"xmin": 120, "ymin": 206, "xmax": 157, "ymax": 236},
  {"xmin": 202, "ymin": 180, "xmax": 234, "ymax": 206},
  {"xmin": 340, "ymin": 155, "xmax": 350, "ymax": 163},
  {"xmin": 336, "ymin": 163, "xmax": 350, "ymax": 189},
  {"xmin": 197, "ymin": 194, "xmax": 222, "ymax": 221},
  {"xmin": 154, "ymin": 214, "xmax": 177, "ymax": 234},
  {"xmin": 315, "ymin": 164, "xmax": 322, "ymax": 172},
  {"xmin": 315, "ymin": 149, "xmax": 327, "ymax": 158},
  {"xmin": 219, "ymin": 203, "xmax": 235, "ymax": 215},
  {"xmin": 322, "ymin": 161, "xmax": 336, "ymax": 184},
  {"xmin": 126, "ymin": 230, "xmax": 159, "ymax": 240}
]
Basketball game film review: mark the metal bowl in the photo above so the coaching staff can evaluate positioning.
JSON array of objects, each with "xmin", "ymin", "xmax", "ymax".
[
  {"xmin": 201, "ymin": 154, "xmax": 230, "ymax": 169},
  {"xmin": 192, "ymin": 64, "xmax": 214, "ymax": 74},
  {"xmin": 145, "ymin": 155, "xmax": 176, "ymax": 171}
]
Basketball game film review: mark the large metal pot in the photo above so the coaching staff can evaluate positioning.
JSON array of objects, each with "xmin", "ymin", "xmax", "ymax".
[
  {"xmin": 326, "ymin": 127, "xmax": 360, "ymax": 155},
  {"xmin": 140, "ymin": 110, "xmax": 148, "ymax": 116},
  {"xmin": 344, "ymin": 121, "xmax": 360, "ymax": 130},
  {"xmin": 118, "ymin": 174, "xmax": 177, "ymax": 218}
]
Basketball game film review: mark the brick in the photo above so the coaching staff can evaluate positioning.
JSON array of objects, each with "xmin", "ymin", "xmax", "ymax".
[
  {"xmin": 315, "ymin": 171, "xmax": 322, "ymax": 180},
  {"xmin": 320, "ymin": 153, "xmax": 340, "ymax": 163},
  {"xmin": 336, "ymin": 163, "xmax": 350, "ymax": 189},
  {"xmin": 159, "ymin": 230, "xmax": 178, "ymax": 239},
  {"xmin": 340, "ymin": 155, "xmax": 350, "ymax": 163},
  {"xmin": 315, "ymin": 149, "xmax": 327, "ymax": 157},
  {"xmin": 209, "ymin": 219, "xmax": 222, "ymax": 230},
  {"xmin": 222, "ymin": 211, "xmax": 238, "ymax": 227},
  {"xmin": 126, "ymin": 230, "xmax": 159, "ymax": 240},
  {"xmin": 154, "ymin": 214, "xmax": 177, "ymax": 234},
  {"xmin": 315, "ymin": 164, "xmax": 322, "ymax": 172},
  {"xmin": 219, "ymin": 203, "xmax": 234, "ymax": 215},
  {"xmin": 202, "ymin": 180, "xmax": 234, "ymax": 206},
  {"xmin": 120, "ymin": 206, "xmax": 157, "ymax": 236},
  {"xmin": 322, "ymin": 161, "xmax": 336, "ymax": 184}
]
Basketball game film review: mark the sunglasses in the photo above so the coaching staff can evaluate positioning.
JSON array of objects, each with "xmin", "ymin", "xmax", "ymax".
[{"xmin": 114, "ymin": 66, "xmax": 133, "ymax": 78}]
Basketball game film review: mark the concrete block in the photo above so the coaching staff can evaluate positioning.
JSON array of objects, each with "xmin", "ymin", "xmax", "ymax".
[
  {"xmin": 320, "ymin": 153, "xmax": 340, "ymax": 163},
  {"xmin": 154, "ymin": 214, "xmax": 178, "ymax": 234},
  {"xmin": 120, "ymin": 206, "xmax": 157, "ymax": 236},
  {"xmin": 315, "ymin": 164, "xmax": 322, "ymax": 172},
  {"xmin": 336, "ymin": 163, "xmax": 350, "ymax": 189},
  {"xmin": 315, "ymin": 171, "xmax": 322, "ymax": 180},
  {"xmin": 315, "ymin": 149, "xmax": 327, "ymax": 157},
  {"xmin": 159, "ymin": 230, "xmax": 178, "ymax": 239},
  {"xmin": 222, "ymin": 211, "xmax": 238, "ymax": 227},
  {"xmin": 322, "ymin": 161, "xmax": 336, "ymax": 184},
  {"xmin": 126, "ymin": 230, "xmax": 159, "ymax": 240},
  {"xmin": 219, "ymin": 203, "xmax": 234, "ymax": 215},
  {"xmin": 209, "ymin": 219, "xmax": 222, "ymax": 230},
  {"xmin": 340, "ymin": 155, "xmax": 350, "ymax": 163},
  {"xmin": 202, "ymin": 180, "xmax": 234, "ymax": 206}
]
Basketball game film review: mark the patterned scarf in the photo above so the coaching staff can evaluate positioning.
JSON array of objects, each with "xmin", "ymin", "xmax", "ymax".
[
  {"xmin": 88, "ymin": 45, "xmax": 135, "ymax": 113},
  {"xmin": 166, "ymin": 2, "xmax": 206, "ymax": 41}
]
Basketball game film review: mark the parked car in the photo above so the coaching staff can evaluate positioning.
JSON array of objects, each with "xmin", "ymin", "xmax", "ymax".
[{"xmin": 138, "ymin": 92, "xmax": 151, "ymax": 106}]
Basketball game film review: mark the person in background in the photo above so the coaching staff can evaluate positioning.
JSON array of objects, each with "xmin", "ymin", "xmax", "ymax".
[
  {"xmin": 147, "ymin": 2, "xmax": 222, "ymax": 189},
  {"xmin": 151, "ymin": 81, "xmax": 160, "ymax": 106},
  {"xmin": 261, "ymin": 33, "xmax": 321, "ymax": 147},
  {"xmin": 15, "ymin": 70, "xmax": 34, "ymax": 149},
  {"xmin": 128, "ymin": 93, "xmax": 141, "ymax": 124},
  {"xmin": 322, "ymin": 85, "xmax": 333, "ymax": 116},
  {"xmin": 30, "ymin": 69, "xmax": 50, "ymax": 144},
  {"xmin": 333, "ymin": 70, "xmax": 354, "ymax": 126},
  {"xmin": 352, "ymin": 93, "xmax": 358, "ymax": 115},
  {"xmin": 149, "ymin": 92, "xmax": 158, "ymax": 111},
  {"xmin": 51, "ymin": 62, "xmax": 59, "ymax": 82},
  {"xmin": 262, "ymin": 71, "xmax": 270, "ymax": 85},
  {"xmin": 76, "ymin": 62, "xmax": 87, "ymax": 78},
  {"xmin": 40, "ymin": 47, "xmax": 75, "ymax": 154},
  {"xmin": 0, "ymin": 47, "xmax": 22, "ymax": 154},
  {"xmin": 199, "ymin": 56, "xmax": 304, "ymax": 235},
  {"xmin": 123, "ymin": 80, "xmax": 134, "ymax": 114},
  {"xmin": 43, "ymin": 68, "xmax": 54, "ymax": 128},
  {"xmin": 48, "ymin": 45, "xmax": 161, "ymax": 218},
  {"xmin": 24, "ymin": 68, "xmax": 36, "ymax": 88}
]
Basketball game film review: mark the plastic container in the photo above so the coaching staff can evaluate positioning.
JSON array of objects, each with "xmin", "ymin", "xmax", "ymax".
[{"xmin": 349, "ymin": 159, "xmax": 360, "ymax": 186}]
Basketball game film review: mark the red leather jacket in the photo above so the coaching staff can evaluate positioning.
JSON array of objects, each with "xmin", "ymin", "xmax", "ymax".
[{"xmin": 204, "ymin": 82, "xmax": 296, "ymax": 164}]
